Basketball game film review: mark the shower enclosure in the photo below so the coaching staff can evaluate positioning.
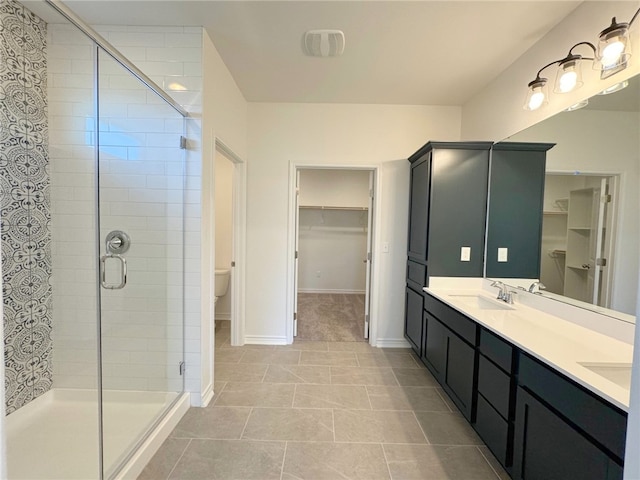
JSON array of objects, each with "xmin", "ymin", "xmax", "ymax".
[{"xmin": 1, "ymin": 0, "xmax": 187, "ymax": 477}]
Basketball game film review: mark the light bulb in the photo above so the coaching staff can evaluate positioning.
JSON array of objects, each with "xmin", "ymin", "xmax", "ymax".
[
  {"xmin": 558, "ymin": 71, "xmax": 578, "ymax": 93},
  {"xmin": 601, "ymin": 40, "xmax": 625, "ymax": 67},
  {"xmin": 528, "ymin": 91, "xmax": 545, "ymax": 110}
]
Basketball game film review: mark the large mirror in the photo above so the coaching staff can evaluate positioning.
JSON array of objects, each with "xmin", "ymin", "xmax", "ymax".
[{"xmin": 492, "ymin": 74, "xmax": 639, "ymax": 322}]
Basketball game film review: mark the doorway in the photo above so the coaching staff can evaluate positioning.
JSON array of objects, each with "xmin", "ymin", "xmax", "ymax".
[
  {"xmin": 291, "ymin": 167, "xmax": 376, "ymax": 343},
  {"xmin": 541, "ymin": 172, "xmax": 619, "ymax": 307},
  {"xmin": 212, "ymin": 140, "xmax": 246, "ymax": 347}
]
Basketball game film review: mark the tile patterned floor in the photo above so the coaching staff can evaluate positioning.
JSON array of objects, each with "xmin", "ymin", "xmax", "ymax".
[{"xmin": 139, "ymin": 321, "xmax": 510, "ymax": 479}]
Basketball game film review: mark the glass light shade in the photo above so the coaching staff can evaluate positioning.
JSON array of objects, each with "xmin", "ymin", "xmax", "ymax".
[
  {"xmin": 596, "ymin": 22, "xmax": 631, "ymax": 73},
  {"xmin": 564, "ymin": 99, "xmax": 589, "ymax": 112},
  {"xmin": 554, "ymin": 58, "xmax": 583, "ymax": 93},
  {"xmin": 524, "ymin": 79, "xmax": 548, "ymax": 111},
  {"xmin": 598, "ymin": 80, "xmax": 629, "ymax": 95}
]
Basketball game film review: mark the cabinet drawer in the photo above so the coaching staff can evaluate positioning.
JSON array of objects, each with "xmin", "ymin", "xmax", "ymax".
[
  {"xmin": 479, "ymin": 328, "xmax": 513, "ymax": 373},
  {"xmin": 519, "ymin": 353, "xmax": 627, "ymax": 461},
  {"xmin": 424, "ymin": 294, "xmax": 477, "ymax": 345},
  {"xmin": 475, "ymin": 393, "xmax": 509, "ymax": 467},
  {"xmin": 407, "ymin": 260, "xmax": 427, "ymax": 287},
  {"xmin": 478, "ymin": 355, "xmax": 511, "ymax": 418}
]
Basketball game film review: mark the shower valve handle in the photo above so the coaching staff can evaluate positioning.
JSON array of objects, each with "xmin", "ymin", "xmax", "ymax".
[{"xmin": 100, "ymin": 253, "xmax": 128, "ymax": 290}]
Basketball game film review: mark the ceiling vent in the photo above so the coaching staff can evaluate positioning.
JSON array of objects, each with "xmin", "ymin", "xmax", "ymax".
[{"xmin": 303, "ymin": 30, "xmax": 345, "ymax": 57}]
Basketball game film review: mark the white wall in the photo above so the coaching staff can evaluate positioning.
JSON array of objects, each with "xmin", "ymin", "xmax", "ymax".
[
  {"xmin": 298, "ymin": 169, "xmax": 369, "ymax": 293},
  {"xmin": 201, "ymin": 29, "xmax": 248, "ymax": 400},
  {"xmin": 511, "ymin": 110, "xmax": 639, "ymax": 315},
  {"xmin": 246, "ymin": 103, "xmax": 461, "ymax": 345},
  {"xmin": 214, "ymin": 152, "xmax": 234, "ymax": 317},
  {"xmin": 299, "ymin": 169, "xmax": 370, "ymax": 208}
]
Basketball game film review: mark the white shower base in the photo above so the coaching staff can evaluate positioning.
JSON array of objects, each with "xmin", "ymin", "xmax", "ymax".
[{"xmin": 6, "ymin": 388, "xmax": 189, "ymax": 479}]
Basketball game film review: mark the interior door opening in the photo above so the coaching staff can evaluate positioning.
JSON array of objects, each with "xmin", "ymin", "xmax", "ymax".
[
  {"xmin": 540, "ymin": 172, "xmax": 618, "ymax": 308},
  {"xmin": 213, "ymin": 140, "xmax": 245, "ymax": 347},
  {"xmin": 292, "ymin": 167, "xmax": 375, "ymax": 343}
]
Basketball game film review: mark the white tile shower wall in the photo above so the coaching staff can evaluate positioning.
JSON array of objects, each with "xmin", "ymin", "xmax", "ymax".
[{"xmin": 49, "ymin": 24, "xmax": 203, "ymax": 398}]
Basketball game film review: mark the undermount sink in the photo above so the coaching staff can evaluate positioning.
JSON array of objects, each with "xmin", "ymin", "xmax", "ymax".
[
  {"xmin": 448, "ymin": 294, "xmax": 515, "ymax": 311},
  {"xmin": 578, "ymin": 362, "xmax": 633, "ymax": 390}
]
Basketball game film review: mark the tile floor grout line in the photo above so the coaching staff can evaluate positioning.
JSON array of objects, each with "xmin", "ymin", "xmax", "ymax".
[
  {"xmin": 476, "ymin": 445, "xmax": 505, "ymax": 479},
  {"xmin": 364, "ymin": 384, "xmax": 374, "ymax": 410},
  {"xmin": 433, "ymin": 387, "xmax": 454, "ymax": 412},
  {"xmin": 380, "ymin": 442, "xmax": 394, "ymax": 480},
  {"xmin": 389, "ymin": 366, "xmax": 401, "ymax": 387},
  {"xmin": 279, "ymin": 441, "xmax": 289, "ymax": 480},
  {"xmin": 411, "ymin": 410, "xmax": 431, "ymax": 445},
  {"xmin": 239, "ymin": 406, "xmax": 253, "ymax": 440},
  {"xmin": 332, "ymin": 408, "xmax": 336, "ymax": 442},
  {"xmin": 292, "ymin": 383, "xmax": 297, "ymax": 408},
  {"xmin": 165, "ymin": 437, "xmax": 192, "ymax": 480}
]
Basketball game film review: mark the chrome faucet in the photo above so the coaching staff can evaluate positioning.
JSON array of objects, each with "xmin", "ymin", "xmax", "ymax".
[
  {"xmin": 491, "ymin": 281, "xmax": 516, "ymax": 304},
  {"xmin": 528, "ymin": 281, "xmax": 546, "ymax": 294}
]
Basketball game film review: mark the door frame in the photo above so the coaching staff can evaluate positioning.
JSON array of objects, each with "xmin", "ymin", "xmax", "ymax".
[
  {"xmin": 212, "ymin": 139, "xmax": 246, "ymax": 347},
  {"xmin": 545, "ymin": 170, "xmax": 620, "ymax": 308},
  {"xmin": 286, "ymin": 163, "xmax": 381, "ymax": 345}
]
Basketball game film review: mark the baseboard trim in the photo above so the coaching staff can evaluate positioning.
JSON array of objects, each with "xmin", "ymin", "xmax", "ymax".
[
  {"xmin": 244, "ymin": 335, "xmax": 288, "ymax": 345},
  {"xmin": 375, "ymin": 338, "xmax": 412, "ymax": 349},
  {"xmin": 298, "ymin": 289, "xmax": 365, "ymax": 295},
  {"xmin": 201, "ymin": 383, "xmax": 214, "ymax": 407}
]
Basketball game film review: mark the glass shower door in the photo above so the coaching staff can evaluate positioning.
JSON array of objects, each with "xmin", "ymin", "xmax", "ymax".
[{"xmin": 96, "ymin": 48, "xmax": 185, "ymax": 477}]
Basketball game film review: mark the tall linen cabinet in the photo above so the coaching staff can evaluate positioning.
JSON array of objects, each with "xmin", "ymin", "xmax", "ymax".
[{"xmin": 404, "ymin": 141, "xmax": 492, "ymax": 355}]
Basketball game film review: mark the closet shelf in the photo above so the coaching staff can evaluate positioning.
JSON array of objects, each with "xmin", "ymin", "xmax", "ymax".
[
  {"xmin": 543, "ymin": 211, "xmax": 568, "ymax": 216},
  {"xmin": 299, "ymin": 205, "xmax": 368, "ymax": 211}
]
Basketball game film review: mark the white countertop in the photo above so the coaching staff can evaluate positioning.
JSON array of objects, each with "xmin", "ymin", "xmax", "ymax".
[{"xmin": 424, "ymin": 279, "xmax": 634, "ymax": 411}]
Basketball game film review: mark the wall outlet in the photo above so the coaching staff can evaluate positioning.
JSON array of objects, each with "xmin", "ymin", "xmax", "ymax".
[
  {"xmin": 460, "ymin": 246, "xmax": 471, "ymax": 262},
  {"xmin": 316, "ymin": 270, "xmax": 321, "ymax": 277},
  {"xmin": 498, "ymin": 247, "xmax": 508, "ymax": 262}
]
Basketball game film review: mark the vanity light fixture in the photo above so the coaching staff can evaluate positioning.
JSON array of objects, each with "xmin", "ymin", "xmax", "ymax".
[
  {"xmin": 524, "ymin": 42, "xmax": 595, "ymax": 111},
  {"xmin": 525, "ymin": 6, "xmax": 639, "ymax": 111},
  {"xmin": 596, "ymin": 8, "xmax": 639, "ymax": 78}
]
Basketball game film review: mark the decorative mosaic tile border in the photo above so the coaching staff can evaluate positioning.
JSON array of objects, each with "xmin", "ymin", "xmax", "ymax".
[{"xmin": 1, "ymin": 0, "xmax": 52, "ymax": 414}]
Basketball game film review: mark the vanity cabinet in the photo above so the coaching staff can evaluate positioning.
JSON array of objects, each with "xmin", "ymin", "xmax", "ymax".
[
  {"xmin": 512, "ymin": 353, "xmax": 626, "ymax": 480},
  {"xmin": 418, "ymin": 292, "xmax": 627, "ymax": 479},
  {"xmin": 485, "ymin": 142, "xmax": 554, "ymax": 279},
  {"xmin": 474, "ymin": 328, "xmax": 516, "ymax": 469},
  {"xmin": 423, "ymin": 295, "xmax": 478, "ymax": 420}
]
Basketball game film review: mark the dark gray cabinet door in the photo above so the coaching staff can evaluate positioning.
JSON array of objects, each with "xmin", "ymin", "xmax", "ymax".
[
  {"xmin": 423, "ymin": 313, "xmax": 447, "ymax": 380},
  {"xmin": 404, "ymin": 287, "xmax": 424, "ymax": 355},
  {"xmin": 446, "ymin": 332, "xmax": 475, "ymax": 419},
  {"xmin": 408, "ymin": 156, "xmax": 430, "ymax": 262},
  {"xmin": 428, "ymin": 148, "xmax": 489, "ymax": 277},
  {"xmin": 423, "ymin": 310, "xmax": 476, "ymax": 420},
  {"xmin": 513, "ymin": 388, "xmax": 622, "ymax": 480},
  {"xmin": 486, "ymin": 142, "xmax": 553, "ymax": 278}
]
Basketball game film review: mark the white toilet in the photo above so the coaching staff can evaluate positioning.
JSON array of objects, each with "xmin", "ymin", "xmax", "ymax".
[{"xmin": 214, "ymin": 268, "xmax": 231, "ymax": 304}]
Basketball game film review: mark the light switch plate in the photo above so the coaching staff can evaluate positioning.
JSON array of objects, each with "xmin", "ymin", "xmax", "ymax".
[
  {"xmin": 498, "ymin": 247, "xmax": 508, "ymax": 262},
  {"xmin": 460, "ymin": 246, "xmax": 471, "ymax": 262}
]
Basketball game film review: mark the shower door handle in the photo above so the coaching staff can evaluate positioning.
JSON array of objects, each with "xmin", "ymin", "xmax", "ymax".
[{"xmin": 100, "ymin": 253, "xmax": 128, "ymax": 290}]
